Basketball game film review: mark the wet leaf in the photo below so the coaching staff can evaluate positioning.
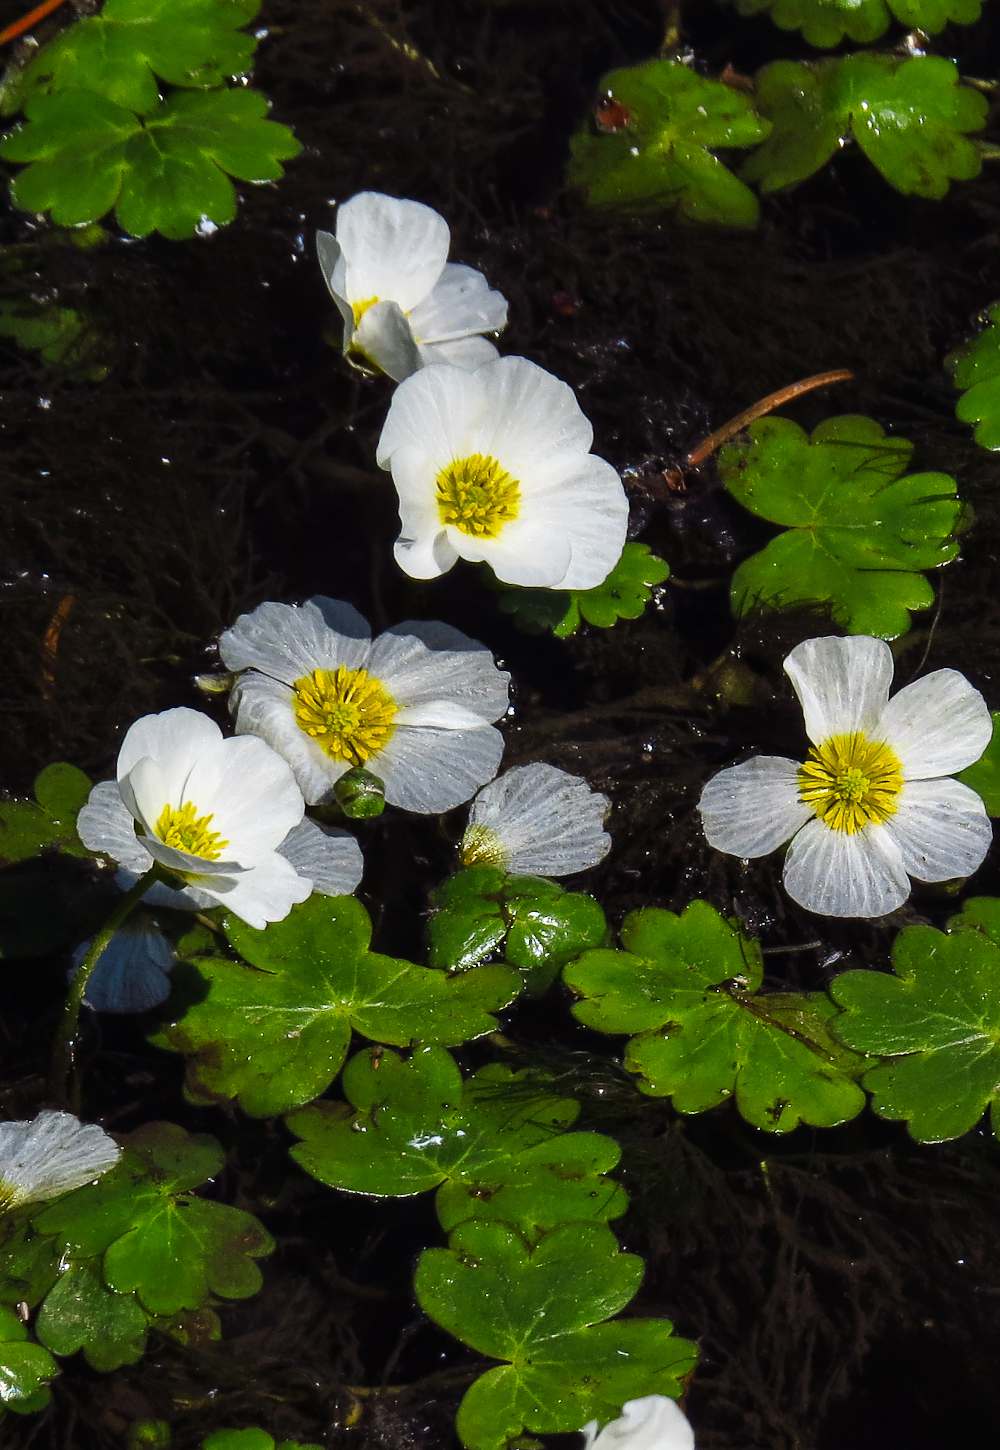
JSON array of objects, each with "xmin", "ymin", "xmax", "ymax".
[
  {"xmin": 36, "ymin": 1260, "xmax": 149, "ymax": 1372},
  {"xmin": 287, "ymin": 1046, "xmax": 627, "ymax": 1240},
  {"xmin": 719, "ymin": 414, "xmax": 961, "ymax": 638},
  {"xmin": 0, "ymin": 762, "xmax": 91, "ymax": 865},
  {"xmin": 568, "ymin": 58, "xmax": 769, "ymax": 226},
  {"xmin": 202, "ymin": 1432, "xmax": 323, "ymax": 1450},
  {"xmin": 496, "ymin": 543, "xmax": 670, "ymax": 639},
  {"xmin": 154, "ymin": 895, "xmax": 520, "ymax": 1116},
  {"xmin": 2, "ymin": 89, "xmax": 300, "ymax": 240},
  {"xmin": 957, "ymin": 711, "xmax": 1000, "ymax": 815},
  {"xmin": 832, "ymin": 911, "xmax": 1000, "ymax": 1142},
  {"xmin": 4, "ymin": 0, "xmax": 261, "ymax": 115},
  {"xmin": 428, "ymin": 866, "xmax": 607, "ymax": 995},
  {"xmin": 730, "ymin": 0, "xmax": 981, "ymax": 49},
  {"xmin": 0, "ymin": 1305, "xmax": 57, "ymax": 1412},
  {"xmin": 565, "ymin": 900, "xmax": 866, "ymax": 1132},
  {"xmin": 415, "ymin": 1221, "xmax": 697, "ymax": 1450},
  {"xmin": 946, "ymin": 302, "xmax": 1000, "ymax": 452},
  {"xmin": 743, "ymin": 55, "xmax": 987, "ymax": 199}
]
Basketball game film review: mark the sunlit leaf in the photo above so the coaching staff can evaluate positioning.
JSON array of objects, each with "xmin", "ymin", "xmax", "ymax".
[
  {"xmin": 36, "ymin": 1260, "xmax": 149, "ymax": 1372},
  {"xmin": 0, "ymin": 762, "xmax": 91, "ymax": 866},
  {"xmin": 946, "ymin": 302, "xmax": 1000, "ymax": 452},
  {"xmin": 565, "ymin": 900, "xmax": 866, "ymax": 1132},
  {"xmin": 496, "ymin": 543, "xmax": 670, "ymax": 639},
  {"xmin": 719, "ymin": 414, "xmax": 961, "ymax": 639},
  {"xmin": 201, "ymin": 1431, "xmax": 323, "ymax": 1450},
  {"xmin": 568, "ymin": 58, "xmax": 769, "ymax": 226},
  {"xmin": 0, "ymin": 1305, "xmax": 57, "ymax": 1412},
  {"xmin": 729, "ymin": 0, "xmax": 981, "ymax": 49}
]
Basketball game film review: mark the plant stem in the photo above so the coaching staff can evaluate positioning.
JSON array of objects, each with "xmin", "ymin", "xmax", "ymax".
[
  {"xmin": 0, "ymin": 0, "xmax": 68, "ymax": 47},
  {"xmin": 49, "ymin": 865, "xmax": 161, "ymax": 1107},
  {"xmin": 684, "ymin": 369, "xmax": 854, "ymax": 470}
]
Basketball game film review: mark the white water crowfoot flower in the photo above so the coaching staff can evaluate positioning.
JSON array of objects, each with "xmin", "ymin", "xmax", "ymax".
[
  {"xmin": 461, "ymin": 763, "xmax": 611, "ymax": 876},
  {"xmin": 316, "ymin": 191, "xmax": 508, "ymax": 382},
  {"xmin": 0, "ymin": 1111, "xmax": 120, "ymax": 1211},
  {"xmin": 582, "ymin": 1396, "xmax": 695, "ymax": 1450},
  {"xmin": 71, "ymin": 916, "xmax": 174, "ymax": 1014},
  {"xmin": 698, "ymin": 635, "xmax": 994, "ymax": 918},
  {"xmin": 377, "ymin": 356, "xmax": 629, "ymax": 589},
  {"xmin": 219, "ymin": 597, "xmax": 509, "ymax": 813}
]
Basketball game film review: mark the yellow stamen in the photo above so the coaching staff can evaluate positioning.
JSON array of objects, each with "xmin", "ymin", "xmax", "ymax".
[
  {"xmin": 459, "ymin": 824, "xmax": 507, "ymax": 867},
  {"xmin": 292, "ymin": 665, "xmax": 397, "ymax": 766},
  {"xmin": 154, "ymin": 801, "xmax": 229, "ymax": 860},
  {"xmin": 797, "ymin": 732, "xmax": 904, "ymax": 835},
  {"xmin": 436, "ymin": 453, "xmax": 521, "ymax": 538},
  {"xmin": 352, "ymin": 295, "xmax": 379, "ymax": 327}
]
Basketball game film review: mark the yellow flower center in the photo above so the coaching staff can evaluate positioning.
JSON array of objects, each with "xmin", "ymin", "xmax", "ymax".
[
  {"xmin": 459, "ymin": 824, "xmax": 506, "ymax": 867},
  {"xmin": 154, "ymin": 801, "xmax": 229, "ymax": 860},
  {"xmin": 352, "ymin": 295, "xmax": 379, "ymax": 328},
  {"xmin": 292, "ymin": 665, "xmax": 398, "ymax": 766},
  {"xmin": 797, "ymin": 732, "xmax": 904, "ymax": 835},
  {"xmin": 436, "ymin": 453, "xmax": 521, "ymax": 538}
]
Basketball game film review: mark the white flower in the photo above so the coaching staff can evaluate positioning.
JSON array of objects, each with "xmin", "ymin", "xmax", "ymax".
[
  {"xmin": 0, "ymin": 1110, "xmax": 120, "ymax": 1210},
  {"xmin": 376, "ymin": 355, "xmax": 629, "ymax": 590},
  {"xmin": 582, "ymin": 1396, "xmax": 694, "ymax": 1450},
  {"xmin": 316, "ymin": 191, "xmax": 507, "ymax": 382},
  {"xmin": 218, "ymin": 597, "xmax": 510, "ymax": 813},
  {"xmin": 461, "ymin": 763, "xmax": 611, "ymax": 875},
  {"xmin": 77, "ymin": 708, "xmax": 363, "ymax": 929},
  {"xmin": 71, "ymin": 916, "xmax": 174, "ymax": 1014},
  {"xmin": 698, "ymin": 635, "xmax": 993, "ymax": 918}
]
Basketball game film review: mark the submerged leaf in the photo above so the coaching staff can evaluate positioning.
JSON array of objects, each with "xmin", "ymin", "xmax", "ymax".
[
  {"xmin": 0, "ymin": 762, "xmax": 91, "ymax": 866},
  {"xmin": 565, "ymin": 901, "xmax": 866, "ymax": 1132},
  {"xmin": 719, "ymin": 414, "xmax": 961, "ymax": 638},
  {"xmin": 415, "ymin": 1221, "xmax": 697, "ymax": 1450},
  {"xmin": 568, "ymin": 58, "xmax": 769, "ymax": 226},
  {"xmin": 496, "ymin": 543, "xmax": 670, "ymax": 639},
  {"xmin": 730, "ymin": 0, "xmax": 982, "ymax": 49},
  {"xmin": 946, "ymin": 302, "xmax": 1000, "ymax": 452}
]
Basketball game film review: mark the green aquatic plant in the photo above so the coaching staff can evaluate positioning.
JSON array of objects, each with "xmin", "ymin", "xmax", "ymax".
[
  {"xmin": 0, "ymin": 1305, "xmax": 57, "ymax": 1417},
  {"xmin": 718, "ymin": 414, "xmax": 962, "ymax": 638},
  {"xmin": 0, "ymin": 762, "xmax": 91, "ymax": 865},
  {"xmin": 201, "ymin": 1433, "xmax": 322, "ymax": 1450},
  {"xmin": 0, "ymin": 300, "xmax": 103, "ymax": 374},
  {"xmin": 568, "ymin": 58, "xmax": 769, "ymax": 226},
  {"xmin": 495, "ymin": 542, "xmax": 670, "ymax": 639},
  {"xmin": 727, "ymin": 0, "xmax": 982, "ymax": 49},
  {"xmin": 946, "ymin": 302, "xmax": 1000, "ymax": 451}
]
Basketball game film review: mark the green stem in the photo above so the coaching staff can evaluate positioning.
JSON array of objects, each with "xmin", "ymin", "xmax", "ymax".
[{"xmin": 50, "ymin": 864, "xmax": 162, "ymax": 1106}]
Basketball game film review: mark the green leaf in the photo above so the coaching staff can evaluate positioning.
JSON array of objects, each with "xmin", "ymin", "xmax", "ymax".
[
  {"xmin": 415, "ymin": 1221, "xmax": 697, "ymax": 1450},
  {"xmin": 719, "ymin": 414, "xmax": 961, "ymax": 639},
  {"xmin": 0, "ymin": 301, "xmax": 100, "ymax": 373},
  {"xmin": 565, "ymin": 901, "xmax": 866, "ymax": 1133},
  {"xmin": 2, "ymin": 88, "xmax": 300, "ymax": 240},
  {"xmin": 946, "ymin": 302, "xmax": 1000, "ymax": 452},
  {"xmin": 730, "ymin": 0, "xmax": 981, "ymax": 49},
  {"xmin": 154, "ymin": 895, "xmax": 521, "ymax": 1116},
  {"xmin": 36, "ymin": 1260, "xmax": 149, "ymax": 1372},
  {"xmin": 0, "ymin": 761, "xmax": 91, "ymax": 865},
  {"xmin": 287, "ymin": 1046, "xmax": 628, "ymax": 1240},
  {"xmin": 32, "ymin": 1123, "xmax": 273, "ymax": 1316},
  {"xmin": 5, "ymin": 0, "xmax": 261, "ymax": 115},
  {"xmin": 428, "ymin": 867, "xmax": 608, "ymax": 995},
  {"xmin": 201, "ymin": 1432, "xmax": 323, "ymax": 1450},
  {"xmin": 743, "ymin": 55, "xmax": 987, "ymax": 199},
  {"xmin": 958, "ymin": 711, "xmax": 1000, "ymax": 815},
  {"xmin": 568, "ymin": 58, "xmax": 769, "ymax": 226},
  {"xmin": 496, "ymin": 543, "xmax": 670, "ymax": 640},
  {"xmin": 0, "ymin": 1305, "xmax": 58, "ymax": 1411}
]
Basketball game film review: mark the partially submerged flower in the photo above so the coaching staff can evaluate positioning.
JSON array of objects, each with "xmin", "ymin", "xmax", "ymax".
[
  {"xmin": 461, "ymin": 763, "xmax": 611, "ymax": 875},
  {"xmin": 77, "ymin": 708, "xmax": 363, "ymax": 929},
  {"xmin": 219, "ymin": 597, "xmax": 509, "ymax": 813},
  {"xmin": 0, "ymin": 1110, "xmax": 120, "ymax": 1211},
  {"xmin": 316, "ymin": 191, "xmax": 507, "ymax": 381},
  {"xmin": 698, "ymin": 635, "xmax": 993, "ymax": 918},
  {"xmin": 71, "ymin": 916, "xmax": 174, "ymax": 1014},
  {"xmin": 376, "ymin": 355, "xmax": 628, "ymax": 589},
  {"xmin": 582, "ymin": 1395, "xmax": 694, "ymax": 1450}
]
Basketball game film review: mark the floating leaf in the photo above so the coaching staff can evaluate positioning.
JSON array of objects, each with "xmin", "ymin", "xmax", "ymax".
[
  {"xmin": 743, "ymin": 55, "xmax": 987, "ymax": 199},
  {"xmin": 2, "ymin": 89, "xmax": 300, "ymax": 240},
  {"xmin": 957, "ymin": 711, "xmax": 1000, "ymax": 815},
  {"xmin": 4, "ymin": 0, "xmax": 261, "ymax": 115},
  {"xmin": 831, "ymin": 911, "xmax": 1000, "ymax": 1142},
  {"xmin": 36, "ymin": 1260, "xmax": 149, "ymax": 1372},
  {"xmin": 719, "ymin": 414, "xmax": 961, "ymax": 639},
  {"xmin": 568, "ymin": 58, "xmax": 769, "ymax": 226},
  {"xmin": 428, "ymin": 866, "xmax": 607, "ymax": 995},
  {"xmin": 946, "ymin": 303, "xmax": 1000, "ymax": 452},
  {"xmin": 154, "ymin": 895, "xmax": 520, "ymax": 1116},
  {"xmin": 730, "ymin": 0, "xmax": 981, "ymax": 49},
  {"xmin": 415, "ymin": 1221, "xmax": 697, "ymax": 1450},
  {"xmin": 0, "ymin": 762, "xmax": 91, "ymax": 865},
  {"xmin": 287, "ymin": 1046, "xmax": 627, "ymax": 1240},
  {"xmin": 565, "ymin": 901, "xmax": 866, "ymax": 1133},
  {"xmin": 202, "ymin": 1432, "xmax": 322, "ymax": 1450},
  {"xmin": 0, "ymin": 1305, "xmax": 57, "ymax": 1412},
  {"xmin": 496, "ymin": 543, "xmax": 670, "ymax": 639}
]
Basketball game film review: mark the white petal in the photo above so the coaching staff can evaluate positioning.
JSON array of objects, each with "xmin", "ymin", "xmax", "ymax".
[
  {"xmin": 219, "ymin": 597, "xmax": 371, "ymax": 682},
  {"xmin": 178, "ymin": 735, "xmax": 304, "ymax": 861},
  {"xmin": 875, "ymin": 669, "xmax": 993, "ymax": 779},
  {"xmin": 393, "ymin": 527, "xmax": 461, "ymax": 580},
  {"xmin": 376, "ymin": 362, "xmax": 486, "ymax": 470},
  {"xmin": 116, "ymin": 708, "xmax": 222, "ymax": 788},
  {"xmin": 136, "ymin": 827, "xmax": 244, "ymax": 880},
  {"xmin": 447, "ymin": 510, "xmax": 572, "ymax": 586},
  {"xmin": 468, "ymin": 357, "xmax": 594, "ymax": 484},
  {"xmin": 417, "ymin": 335, "xmax": 499, "ymax": 371},
  {"xmin": 396, "ymin": 700, "xmax": 496, "ymax": 729},
  {"xmin": 783, "ymin": 636, "xmax": 894, "ymax": 745},
  {"xmin": 278, "ymin": 818, "xmax": 363, "ymax": 896},
  {"xmin": 71, "ymin": 917, "xmax": 174, "ymax": 1014},
  {"xmin": 584, "ymin": 1397, "xmax": 694, "ymax": 1450},
  {"xmin": 377, "ymin": 725, "xmax": 504, "ymax": 813},
  {"xmin": 116, "ymin": 870, "xmax": 208, "ymax": 914},
  {"xmin": 387, "ymin": 442, "xmax": 462, "ymax": 580},
  {"xmin": 336, "ymin": 192, "xmax": 449, "ymax": 311},
  {"xmin": 538, "ymin": 455, "xmax": 628, "ymax": 591},
  {"xmin": 698, "ymin": 756, "xmax": 811, "ymax": 858},
  {"xmin": 77, "ymin": 780, "xmax": 152, "ymax": 873},
  {"xmin": 0, "ymin": 1111, "xmax": 120, "ymax": 1208},
  {"xmin": 315, "ymin": 230, "xmax": 354, "ymax": 346},
  {"xmin": 229, "ymin": 672, "xmax": 348, "ymax": 805},
  {"xmin": 408, "ymin": 263, "xmax": 508, "ymax": 344},
  {"xmin": 353, "ymin": 300, "xmax": 422, "ymax": 382},
  {"xmin": 369, "ymin": 619, "xmax": 510, "ymax": 723},
  {"xmin": 782, "ymin": 819, "xmax": 910, "ymax": 918},
  {"xmin": 202, "ymin": 852, "xmax": 312, "ymax": 929},
  {"xmin": 883, "ymin": 777, "xmax": 992, "ymax": 882},
  {"xmin": 462, "ymin": 763, "xmax": 611, "ymax": 875}
]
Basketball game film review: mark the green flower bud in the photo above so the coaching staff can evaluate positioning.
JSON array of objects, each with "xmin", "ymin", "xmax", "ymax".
[{"xmin": 334, "ymin": 767, "xmax": 385, "ymax": 819}]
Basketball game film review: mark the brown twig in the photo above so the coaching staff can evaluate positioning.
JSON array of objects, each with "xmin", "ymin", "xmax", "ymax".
[
  {"xmin": 685, "ymin": 368, "xmax": 854, "ymax": 470},
  {"xmin": 0, "ymin": 0, "xmax": 68, "ymax": 46}
]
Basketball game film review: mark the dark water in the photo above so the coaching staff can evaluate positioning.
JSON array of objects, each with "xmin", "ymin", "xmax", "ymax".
[{"xmin": 3, "ymin": 0, "xmax": 1000, "ymax": 1445}]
